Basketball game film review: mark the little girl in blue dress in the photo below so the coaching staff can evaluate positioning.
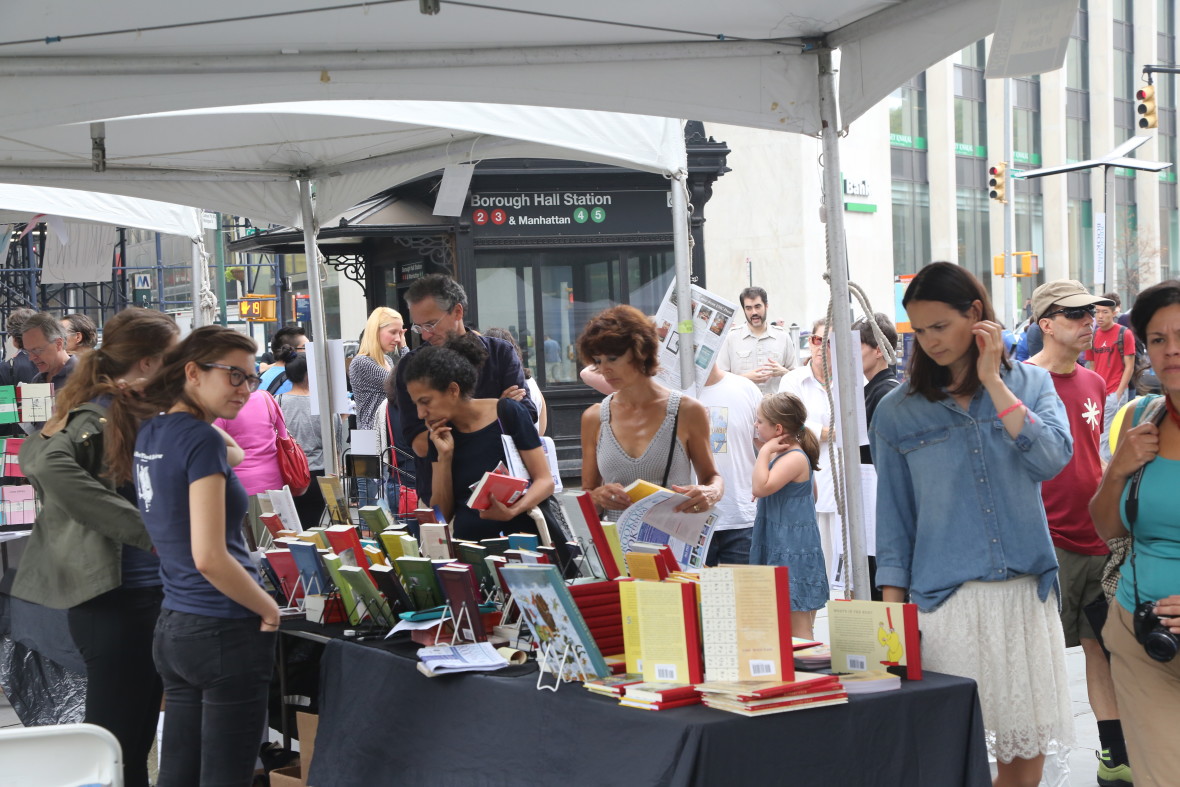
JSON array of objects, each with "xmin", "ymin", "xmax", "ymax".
[{"xmin": 750, "ymin": 392, "xmax": 828, "ymax": 639}]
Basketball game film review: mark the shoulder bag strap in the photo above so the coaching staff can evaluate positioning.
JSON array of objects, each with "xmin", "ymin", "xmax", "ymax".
[{"xmin": 661, "ymin": 395, "xmax": 682, "ymax": 488}]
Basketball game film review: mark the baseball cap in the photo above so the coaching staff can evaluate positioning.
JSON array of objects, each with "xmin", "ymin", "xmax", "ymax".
[{"xmin": 1030, "ymin": 280, "xmax": 1114, "ymax": 321}]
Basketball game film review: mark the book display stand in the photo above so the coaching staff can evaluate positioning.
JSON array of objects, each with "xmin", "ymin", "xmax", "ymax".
[
  {"xmin": 535, "ymin": 640, "xmax": 591, "ymax": 692},
  {"xmin": 434, "ymin": 602, "xmax": 478, "ymax": 646}
]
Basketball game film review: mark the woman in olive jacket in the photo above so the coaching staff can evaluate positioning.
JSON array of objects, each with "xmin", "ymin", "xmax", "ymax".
[{"xmin": 12, "ymin": 308, "xmax": 178, "ymax": 787}]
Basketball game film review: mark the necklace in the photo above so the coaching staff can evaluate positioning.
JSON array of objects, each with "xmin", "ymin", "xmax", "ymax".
[{"xmin": 1165, "ymin": 395, "xmax": 1180, "ymax": 430}]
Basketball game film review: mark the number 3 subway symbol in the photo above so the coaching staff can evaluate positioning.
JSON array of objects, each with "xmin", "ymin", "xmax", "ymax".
[{"xmin": 491, "ymin": 209, "xmax": 507, "ymax": 225}]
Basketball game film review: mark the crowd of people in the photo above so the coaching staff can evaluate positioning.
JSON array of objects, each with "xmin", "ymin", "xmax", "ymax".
[{"xmin": 2, "ymin": 264, "xmax": 1177, "ymax": 786}]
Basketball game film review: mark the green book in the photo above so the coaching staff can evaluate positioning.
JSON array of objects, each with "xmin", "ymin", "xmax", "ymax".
[
  {"xmin": 337, "ymin": 565, "xmax": 396, "ymax": 626},
  {"xmin": 359, "ymin": 506, "xmax": 393, "ymax": 533},
  {"xmin": 399, "ymin": 534, "xmax": 420, "ymax": 560},
  {"xmin": 394, "ymin": 556, "xmax": 444, "ymax": 609},
  {"xmin": 322, "ymin": 553, "xmax": 364, "ymax": 625},
  {"xmin": 0, "ymin": 386, "xmax": 17, "ymax": 424}
]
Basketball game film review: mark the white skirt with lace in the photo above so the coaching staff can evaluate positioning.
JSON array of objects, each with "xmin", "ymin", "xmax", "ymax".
[{"xmin": 920, "ymin": 575, "xmax": 1075, "ymax": 764}]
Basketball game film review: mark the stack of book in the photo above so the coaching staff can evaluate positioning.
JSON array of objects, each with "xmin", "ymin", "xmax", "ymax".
[
  {"xmin": 695, "ymin": 672, "xmax": 848, "ymax": 716},
  {"xmin": 838, "ymin": 670, "xmax": 902, "ymax": 694},
  {"xmin": 618, "ymin": 682, "xmax": 702, "ymax": 711},
  {"xmin": 568, "ymin": 580, "xmax": 625, "ymax": 660},
  {"xmin": 794, "ymin": 644, "xmax": 832, "ymax": 671},
  {"xmin": 583, "ymin": 673, "xmax": 644, "ymax": 699}
]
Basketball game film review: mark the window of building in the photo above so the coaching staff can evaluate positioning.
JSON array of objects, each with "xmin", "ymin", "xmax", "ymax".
[
  {"xmin": 1069, "ymin": 199, "xmax": 1095, "ymax": 286},
  {"xmin": 892, "ymin": 181, "xmax": 932, "ymax": 276},
  {"xmin": 889, "ymin": 75, "xmax": 928, "ymax": 150},
  {"xmin": 956, "ymin": 188, "xmax": 992, "ymax": 289}
]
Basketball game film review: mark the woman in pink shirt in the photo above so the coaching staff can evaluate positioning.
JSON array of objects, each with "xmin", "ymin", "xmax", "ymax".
[{"xmin": 214, "ymin": 389, "xmax": 284, "ymax": 496}]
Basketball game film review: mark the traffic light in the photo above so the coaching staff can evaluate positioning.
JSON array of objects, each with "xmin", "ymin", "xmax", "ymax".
[
  {"xmin": 988, "ymin": 162, "xmax": 1007, "ymax": 203},
  {"xmin": 1137, "ymin": 85, "xmax": 1158, "ymax": 129}
]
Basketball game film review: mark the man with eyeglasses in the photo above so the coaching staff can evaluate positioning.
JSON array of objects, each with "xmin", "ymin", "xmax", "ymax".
[
  {"xmin": 5, "ymin": 307, "xmax": 40, "ymax": 385},
  {"xmin": 1026, "ymin": 280, "xmax": 1133, "ymax": 785},
  {"xmin": 19, "ymin": 313, "xmax": 77, "ymax": 431},
  {"xmin": 1086, "ymin": 292, "xmax": 1137, "ymax": 462},
  {"xmin": 393, "ymin": 275, "xmax": 535, "ymax": 503}
]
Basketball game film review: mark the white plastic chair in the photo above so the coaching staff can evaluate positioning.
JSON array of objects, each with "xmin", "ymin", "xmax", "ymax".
[{"xmin": 0, "ymin": 722, "xmax": 123, "ymax": 787}]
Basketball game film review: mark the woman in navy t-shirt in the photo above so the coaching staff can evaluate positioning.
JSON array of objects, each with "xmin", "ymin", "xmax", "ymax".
[
  {"xmin": 401, "ymin": 334, "xmax": 554, "ymax": 542},
  {"xmin": 133, "ymin": 326, "xmax": 280, "ymax": 787}
]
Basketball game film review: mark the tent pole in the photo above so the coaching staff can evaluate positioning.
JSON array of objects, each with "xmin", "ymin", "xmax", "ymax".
[
  {"xmin": 816, "ymin": 49, "xmax": 870, "ymax": 600},
  {"xmin": 191, "ymin": 241, "xmax": 204, "ymax": 329},
  {"xmin": 299, "ymin": 179, "xmax": 340, "ymax": 478},
  {"xmin": 670, "ymin": 173, "xmax": 696, "ymax": 392}
]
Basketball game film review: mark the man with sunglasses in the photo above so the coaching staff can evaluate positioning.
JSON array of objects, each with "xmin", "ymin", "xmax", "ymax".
[
  {"xmin": 393, "ymin": 275, "xmax": 535, "ymax": 504},
  {"xmin": 1027, "ymin": 280, "xmax": 1132, "ymax": 786}
]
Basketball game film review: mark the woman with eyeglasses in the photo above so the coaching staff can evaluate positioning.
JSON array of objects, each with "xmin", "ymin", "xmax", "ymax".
[
  {"xmin": 871, "ymin": 263, "xmax": 1073, "ymax": 787},
  {"xmin": 133, "ymin": 326, "xmax": 280, "ymax": 787},
  {"xmin": 213, "ymin": 369, "xmax": 287, "ymax": 501},
  {"xmin": 13, "ymin": 308, "xmax": 178, "ymax": 787}
]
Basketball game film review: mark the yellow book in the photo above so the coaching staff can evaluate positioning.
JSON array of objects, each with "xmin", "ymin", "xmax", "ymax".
[
  {"xmin": 619, "ymin": 581, "xmax": 643, "ymax": 675},
  {"xmin": 600, "ymin": 522, "xmax": 628, "ymax": 578},
  {"xmin": 624, "ymin": 479, "xmax": 668, "ymax": 504},
  {"xmin": 379, "ymin": 530, "xmax": 406, "ymax": 562},
  {"xmin": 632, "ymin": 580, "xmax": 703, "ymax": 684},
  {"xmin": 625, "ymin": 552, "xmax": 665, "ymax": 582},
  {"xmin": 304, "ymin": 527, "xmax": 331, "ymax": 550},
  {"xmin": 317, "ymin": 475, "xmax": 349, "ymax": 525},
  {"xmin": 363, "ymin": 544, "xmax": 387, "ymax": 567}
]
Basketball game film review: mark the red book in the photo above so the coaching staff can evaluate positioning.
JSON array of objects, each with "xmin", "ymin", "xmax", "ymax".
[
  {"xmin": 437, "ymin": 564, "xmax": 487, "ymax": 642},
  {"xmin": 657, "ymin": 545, "xmax": 680, "ymax": 573},
  {"xmin": 594, "ymin": 637, "xmax": 626, "ymax": 653},
  {"xmin": 568, "ymin": 492, "xmax": 620, "ymax": 578},
  {"xmin": 466, "ymin": 472, "xmax": 529, "ymax": 511},
  {"xmin": 703, "ymin": 691, "xmax": 848, "ymax": 714},
  {"xmin": 571, "ymin": 594, "xmax": 622, "ymax": 611},
  {"xmin": 568, "ymin": 579, "xmax": 622, "ymax": 598},
  {"xmin": 325, "ymin": 525, "xmax": 375, "ymax": 584},
  {"xmin": 260, "ymin": 513, "xmax": 285, "ymax": 538},
  {"xmin": 623, "ymin": 682, "xmax": 702, "ymax": 702},
  {"xmin": 263, "ymin": 548, "xmax": 303, "ymax": 604},
  {"xmin": 581, "ymin": 610, "xmax": 622, "ymax": 629}
]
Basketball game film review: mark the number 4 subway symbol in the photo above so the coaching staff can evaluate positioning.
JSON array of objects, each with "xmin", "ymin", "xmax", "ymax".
[{"xmin": 573, "ymin": 207, "xmax": 607, "ymax": 224}]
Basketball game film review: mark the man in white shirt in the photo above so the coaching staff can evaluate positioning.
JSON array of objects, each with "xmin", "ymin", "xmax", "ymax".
[
  {"xmin": 698, "ymin": 363, "xmax": 764, "ymax": 565},
  {"xmin": 717, "ymin": 287, "xmax": 797, "ymax": 395},
  {"xmin": 778, "ymin": 319, "xmax": 841, "ymax": 587}
]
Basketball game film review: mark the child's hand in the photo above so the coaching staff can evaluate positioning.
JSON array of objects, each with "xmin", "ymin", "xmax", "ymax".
[{"xmin": 760, "ymin": 435, "xmax": 793, "ymax": 456}]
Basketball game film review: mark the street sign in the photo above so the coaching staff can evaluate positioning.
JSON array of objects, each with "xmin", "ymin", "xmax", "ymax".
[
  {"xmin": 239, "ymin": 294, "xmax": 277, "ymax": 322},
  {"xmin": 133, "ymin": 273, "xmax": 152, "ymax": 290}
]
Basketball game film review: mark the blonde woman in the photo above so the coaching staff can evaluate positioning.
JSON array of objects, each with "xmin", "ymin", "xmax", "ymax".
[{"xmin": 349, "ymin": 307, "xmax": 407, "ymax": 504}]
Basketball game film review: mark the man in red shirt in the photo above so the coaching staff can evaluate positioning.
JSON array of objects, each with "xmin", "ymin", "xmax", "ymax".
[
  {"xmin": 1027, "ymin": 280, "xmax": 1131, "ymax": 786},
  {"xmin": 1085, "ymin": 292, "xmax": 1136, "ymax": 462}
]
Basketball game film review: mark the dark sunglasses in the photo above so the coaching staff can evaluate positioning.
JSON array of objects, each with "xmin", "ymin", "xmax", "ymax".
[{"xmin": 1043, "ymin": 305, "xmax": 1096, "ymax": 321}]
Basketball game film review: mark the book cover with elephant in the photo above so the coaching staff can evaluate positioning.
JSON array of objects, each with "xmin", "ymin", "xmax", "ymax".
[{"xmin": 826, "ymin": 600, "xmax": 922, "ymax": 680}]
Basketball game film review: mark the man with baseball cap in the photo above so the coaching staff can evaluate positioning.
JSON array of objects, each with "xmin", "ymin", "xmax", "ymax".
[{"xmin": 1027, "ymin": 280, "xmax": 1131, "ymax": 786}]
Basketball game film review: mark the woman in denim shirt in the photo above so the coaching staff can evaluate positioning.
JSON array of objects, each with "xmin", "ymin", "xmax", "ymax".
[{"xmin": 871, "ymin": 263, "xmax": 1074, "ymax": 787}]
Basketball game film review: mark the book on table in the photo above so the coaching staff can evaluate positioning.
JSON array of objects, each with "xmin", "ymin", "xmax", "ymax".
[
  {"xmin": 498, "ymin": 564, "xmax": 610, "ymax": 681},
  {"xmin": 628, "ymin": 580, "xmax": 704, "ymax": 685},
  {"xmin": 394, "ymin": 556, "xmax": 445, "ymax": 609},
  {"xmin": 264, "ymin": 486, "xmax": 302, "ymax": 532},
  {"xmin": 321, "ymin": 553, "xmax": 364, "ymax": 625},
  {"xmin": 826, "ymin": 599, "xmax": 922, "ymax": 680},
  {"xmin": 559, "ymin": 491, "xmax": 619, "ymax": 579},
  {"xmin": 583, "ymin": 673, "xmax": 644, "ymax": 697},
  {"xmin": 369, "ymin": 563, "xmax": 415, "ymax": 613},
  {"xmin": 324, "ymin": 525, "xmax": 375, "ymax": 583},
  {"xmin": 359, "ymin": 505, "xmax": 394, "ymax": 533},
  {"xmin": 419, "ymin": 523, "xmax": 453, "ymax": 560},
  {"xmin": 466, "ymin": 472, "xmax": 529, "ymax": 511},
  {"xmin": 283, "ymin": 538, "xmax": 330, "ymax": 596},
  {"xmin": 700, "ymin": 565, "xmax": 795, "ymax": 683},
  {"xmin": 838, "ymin": 670, "xmax": 902, "ymax": 694},
  {"xmin": 337, "ymin": 565, "xmax": 397, "ymax": 627},
  {"xmin": 262, "ymin": 548, "xmax": 303, "ymax": 604},
  {"xmin": 416, "ymin": 642, "xmax": 510, "ymax": 676},
  {"xmin": 317, "ymin": 475, "xmax": 349, "ymax": 525},
  {"xmin": 436, "ymin": 563, "xmax": 487, "ymax": 642}
]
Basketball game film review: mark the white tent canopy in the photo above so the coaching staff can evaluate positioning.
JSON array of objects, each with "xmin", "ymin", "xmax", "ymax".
[
  {"xmin": 0, "ymin": 0, "xmax": 1052, "ymax": 138},
  {"xmin": 0, "ymin": 184, "xmax": 203, "ymax": 239},
  {"xmin": 0, "ymin": 102, "xmax": 686, "ymax": 227}
]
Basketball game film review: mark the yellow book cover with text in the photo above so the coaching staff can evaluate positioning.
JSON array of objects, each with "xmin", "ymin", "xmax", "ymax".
[
  {"xmin": 633, "ymin": 581, "xmax": 703, "ymax": 684},
  {"xmin": 826, "ymin": 599, "xmax": 922, "ymax": 680},
  {"xmin": 600, "ymin": 522, "xmax": 628, "ymax": 578},
  {"xmin": 363, "ymin": 544, "xmax": 387, "ymax": 567},
  {"xmin": 379, "ymin": 531, "xmax": 406, "ymax": 562},
  {"xmin": 619, "ymin": 581, "xmax": 643, "ymax": 674}
]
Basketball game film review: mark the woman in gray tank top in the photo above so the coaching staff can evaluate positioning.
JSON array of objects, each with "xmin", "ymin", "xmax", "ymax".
[{"xmin": 577, "ymin": 306, "xmax": 723, "ymax": 521}]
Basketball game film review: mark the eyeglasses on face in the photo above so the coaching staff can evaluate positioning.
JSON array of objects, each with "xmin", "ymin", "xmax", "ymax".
[
  {"xmin": 809, "ymin": 334, "xmax": 826, "ymax": 345},
  {"xmin": 200, "ymin": 362, "xmax": 262, "ymax": 392},
  {"xmin": 25, "ymin": 341, "xmax": 59, "ymax": 358},
  {"xmin": 1043, "ymin": 305, "xmax": 1096, "ymax": 321},
  {"xmin": 411, "ymin": 309, "xmax": 453, "ymax": 336}
]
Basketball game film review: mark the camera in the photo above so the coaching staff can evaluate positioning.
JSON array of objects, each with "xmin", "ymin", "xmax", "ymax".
[{"xmin": 1133, "ymin": 601, "xmax": 1180, "ymax": 663}]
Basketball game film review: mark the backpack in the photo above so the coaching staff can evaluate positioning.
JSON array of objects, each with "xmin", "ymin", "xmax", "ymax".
[
  {"xmin": 266, "ymin": 370, "xmax": 288, "ymax": 396},
  {"xmin": 1116, "ymin": 325, "xmax": 1158, "ymax": 394}
]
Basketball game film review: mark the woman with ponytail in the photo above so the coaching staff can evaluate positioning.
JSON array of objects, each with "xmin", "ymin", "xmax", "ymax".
[
  {"xmin": 13, "ymin": 307, "xmax": 179, "ymax": 787},
  {"xmin": 132, "ymin": 325, "xmax": 280, "ymax": 787},
  {"xmin": 749, "ymin": 392, "xmax": 828, "ymax": 639}
]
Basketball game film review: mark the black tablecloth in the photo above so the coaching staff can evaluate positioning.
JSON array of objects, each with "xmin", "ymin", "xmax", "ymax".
[{"xmin": 311, "ymin": 638, "xmax": 990, "ymax": 787}]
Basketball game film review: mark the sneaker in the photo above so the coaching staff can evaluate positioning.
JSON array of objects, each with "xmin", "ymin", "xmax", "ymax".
[{"xmin": 1097, "ymin": 749, "xmax": 1134, "ymax": 787}]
